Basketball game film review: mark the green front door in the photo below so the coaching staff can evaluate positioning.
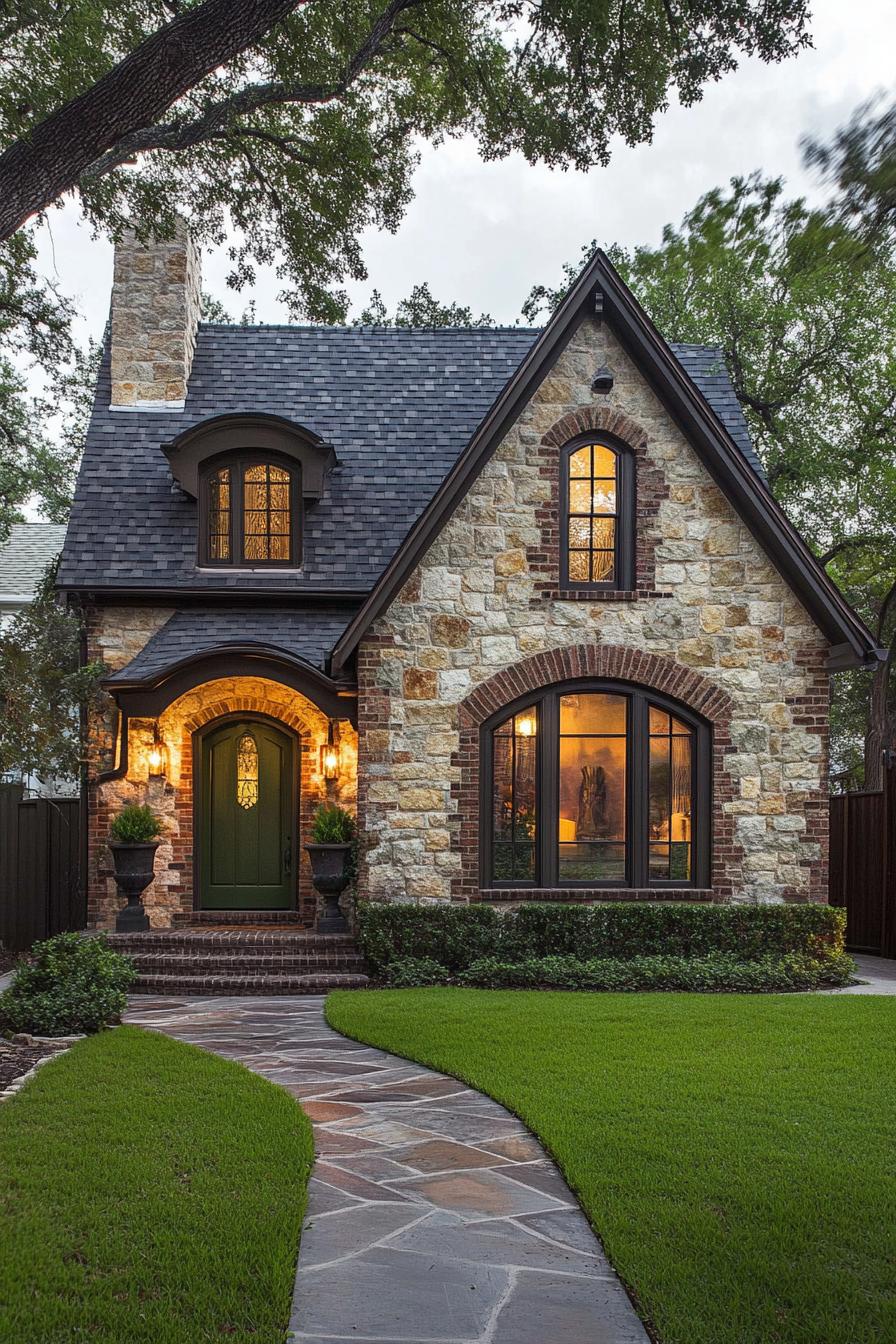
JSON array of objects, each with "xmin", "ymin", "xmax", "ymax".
[{"xmin": 199, "ymin": 719, "xmax": 295, "ymax": 910}]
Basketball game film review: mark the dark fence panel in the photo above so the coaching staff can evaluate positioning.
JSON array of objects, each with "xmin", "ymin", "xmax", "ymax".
[
  {"xmin": 829, "ymin": 766, "xmax": 895, "ymax": 957},
  {"xmin": 0, "ymin": 785, "xmax": 84, "ymax": 953}
]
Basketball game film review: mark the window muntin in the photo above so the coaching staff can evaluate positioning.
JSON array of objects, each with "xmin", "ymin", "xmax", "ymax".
[
  {"xmin": 485, "ymin": 683, "xmax": 706, "ymax": 889},
  {"xmin": 201, "ymin": 456, "xmax": 299, "ymax": 567},
  {"xmin": 492, "ymin": 710, "xmax": 537, "ymax": 882}
]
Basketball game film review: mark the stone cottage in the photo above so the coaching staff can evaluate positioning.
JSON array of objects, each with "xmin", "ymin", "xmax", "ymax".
[{"xmin": 57, "ymin": 226, "xmax": 879, "ymax": 987}]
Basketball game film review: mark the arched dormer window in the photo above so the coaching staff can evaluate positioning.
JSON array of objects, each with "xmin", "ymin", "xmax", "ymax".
[
  {"xmin": 200, "ymin": 455, "xmax": 301, "ymax": 567},
  {"xmin": 561, "ymin": 436, "xmax": 634, "ymax": 590}
]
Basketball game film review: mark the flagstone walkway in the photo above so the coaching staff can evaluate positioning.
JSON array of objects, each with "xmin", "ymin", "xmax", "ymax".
[{"xmin": 125, "ymin": 994, "xmax": 649, "ymax": 1344}]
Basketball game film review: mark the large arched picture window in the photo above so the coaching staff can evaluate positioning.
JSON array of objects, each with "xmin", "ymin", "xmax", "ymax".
[
  {"xmin": 483, "ymin": 681, "xmax": 710, "ymax": 889},
  {"xmin": 200, "ymin": 455, "xmax": 301, "ymax": 567},
  {"xmin": 561, "ymin": 436, "xmax": 634, "ymax": 590}
]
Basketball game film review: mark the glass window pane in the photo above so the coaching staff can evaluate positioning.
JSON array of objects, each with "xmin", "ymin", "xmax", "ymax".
[
  {"xmin": 649, "ymin": 843, "xmax": 670, "ymax": 881},
  {"xmin": 244, "ymin": 464, "xmax": 266, "ymax": 482},
  {"xmin": 559, "ymin": 842, "xmax": 626, "ymax": 882},
  {"xmin": 269, "ymin": 533, "xmax": 290, "ymax": 561},
  {"xmin": 592, "ymin": 481, "xmax": 616, "ymax": 513},
  {"xmin": 590, "ymin": 550, "xmax": 614, "ymax": 583},
  {"xmin": 592, "ymin": 444, "xmax": 616, "ymax": 477},
  {"xmin": 490, "ymin": 712, "xmax": 537, "ymax": 883},
  {"xmin": 244, "ymin": 482, "xmax": 267, "ymax": 511},
  {"xmin": 569, "ymin": 517, "xmax": 591, "ymax": 550},
  {"xmin": 568, "ymin": 550, "xmax": 590, "ymax": 582},
  {"xmin": 671, "ymin": 714, "xmax": 691, "ymax": 736},
  {"xmin": 559, "ymin": 733, "xmax": 626, "ymax": 853},
  {"xmin": 269, "ymin": 482, "xmax": 290, "ymax": 510},
  {"xmin": 569, "ymin": 479, "xmax": 592, "ymax": 512},
  {"xmin": 560, "ymin": 692, "xmax": 627, "ymax": 735},
  {"xmin": 649, "ymin": 707, "xmax": 671, "ymax": 734},
  {"xmin": 269, "ymin": 465, "xmax": 290, "ymax": 483},
  {"xmin": 648, "ymin": 716, "xmax": 693, "ymax": 883},
  {"xmin": 569, "ymin": 446, "xmax": 591, "ymax": 477}
]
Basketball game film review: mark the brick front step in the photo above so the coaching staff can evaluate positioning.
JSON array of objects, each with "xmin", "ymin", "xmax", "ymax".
[
  {"xmin": 133, "ymin": 972, "xmax": 369, "ymax": 995},
  {"xmin": 172, "ymin": 910, "xmax": 308, "ymax": 926},
  {"xmin": 108, "ymin": 930, "xmax": 358, "ymax": 952},
  {"xmin": 127, "ymin": 953, "xmax": 368, "ymax": 975}
]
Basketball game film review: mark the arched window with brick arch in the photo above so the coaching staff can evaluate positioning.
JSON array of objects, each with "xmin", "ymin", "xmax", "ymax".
[
  {"xmin": 560, "ymin": 434, "xmax": 634, "ymax": 590},
  {"xmin": 482, "ymin": 679, "xmax": 711, "ymax": 890}
]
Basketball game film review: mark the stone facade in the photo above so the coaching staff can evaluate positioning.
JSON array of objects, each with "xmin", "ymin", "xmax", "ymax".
[
  {"xmin": 110, "ymin": 221, "xmax": 201, "ymax": 408},
  {"xmin": 356, "ymin": 316, "xmax": 830, "ymax": 906},
  {"xmin": 85, "ymin": 607, "xmax": 356, "ymax": 928}
]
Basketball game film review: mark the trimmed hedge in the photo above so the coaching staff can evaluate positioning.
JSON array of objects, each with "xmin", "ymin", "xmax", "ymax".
[
  {"xmin": 356, "ymin": 900, "xmax": 847, "ymax": 973},
  {"xmin": 0, "ymin": 932, "xmax": 135, "ymax": 1036},
  {"xmin": 456, "ymin": 952, "xmax": 855, "ymax": 992}
]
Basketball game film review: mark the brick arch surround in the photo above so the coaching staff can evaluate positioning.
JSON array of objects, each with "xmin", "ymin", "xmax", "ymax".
[
  {"xmin": 452, "ymin": 643, "xmax": 741, "ymax": 903},
  {"xmin": 531, "ymin": 404, "xmax": 669, "ymax": 599},
  {"xmin": 88, "ymin": 676, "xmax": 356, "ymax": 928}
]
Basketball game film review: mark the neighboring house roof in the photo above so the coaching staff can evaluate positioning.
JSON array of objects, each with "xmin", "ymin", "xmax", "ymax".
[
  {"xmin": 330, "ymin": 250, "xmax": 881, "ymax": 673},
  {"xmin": 107, "ymin": 606, "xmax": 359, "ymax": 682},
  {"xmin": 0, "ymin": 522, "xmax": 67, "ymax": 602},
  {"xmin": 58, "ymin": 325, "xmax": 759, "ymax": 597}
]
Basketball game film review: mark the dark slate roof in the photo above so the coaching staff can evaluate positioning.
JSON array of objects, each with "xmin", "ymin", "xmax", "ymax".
[
  {"xmin": 58, "ymin": 324, "xmax": 760, "ymax": 595},
  {"xmin": 0, "ymin": 522, "xmax": 67, "ymax": 597},
  {"xmin": 107, "ymin": 606, "xmax": 360, "ymax": 681},
  {"xmin": 671, "ymin": 343, "xmax": 763, "ymax": 475}
]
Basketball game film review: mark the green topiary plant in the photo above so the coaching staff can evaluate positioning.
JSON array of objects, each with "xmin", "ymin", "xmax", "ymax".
[
  {"xmin": 0, "ymin": 932, "xmax": 136, "ymax": 1036},
  {"xmin": 309, "ymin": 803, "xmax": 355, "ymax": 845},
  {"xmin": 109, "ymin": 804, "xmax": 162, "ymax": 844}
]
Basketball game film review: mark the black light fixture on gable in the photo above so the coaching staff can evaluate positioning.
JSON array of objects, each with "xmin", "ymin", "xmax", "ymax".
[{"xmin": 591, "ymin": 366, "xmax": 614, "ymax": 394}]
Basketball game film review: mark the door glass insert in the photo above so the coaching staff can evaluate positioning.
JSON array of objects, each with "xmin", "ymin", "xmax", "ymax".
[{"xmin": 236, "ymin": 733, "xmax": 259, "ymax": 809}]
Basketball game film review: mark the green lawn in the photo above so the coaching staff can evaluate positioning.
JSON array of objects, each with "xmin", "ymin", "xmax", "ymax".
[
  {"xmin": 0, "ymin": 1026, "xmax": 313, "ymax": 1344},
  {"xmin": 327, "ymin": 989, "xmax": 896, "ymax": 1344}
]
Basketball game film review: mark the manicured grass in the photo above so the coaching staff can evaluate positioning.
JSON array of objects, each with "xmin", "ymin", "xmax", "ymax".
[
  {"xmin": 0, "ymin": 1026, "xmax": 313, "ymax": 1344},
  {"xmin": 327, "ymin": 989, "xmax": 896, "ymax": 1344}
]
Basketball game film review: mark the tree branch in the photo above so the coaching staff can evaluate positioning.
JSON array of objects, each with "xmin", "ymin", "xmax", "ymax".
[
  {"xmin": 0, "ymin": 0, "xmax": 312, "ymax": 240},
  {"xmin": 819, "ymin": 534, "xmax": 892, "ymax": 567}
]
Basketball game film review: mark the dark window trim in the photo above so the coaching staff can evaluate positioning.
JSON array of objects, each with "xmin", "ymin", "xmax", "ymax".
[
  {"xmin": 560, "ymin": 432, "xmax": 634, "ymax": 593},
  {"xmin": 198, "ymin": 451, "xmax": 302, "ymax": 569},
  {"xmin": 479, "ymin": 677, "xmax": 711, "ymax": 891}
]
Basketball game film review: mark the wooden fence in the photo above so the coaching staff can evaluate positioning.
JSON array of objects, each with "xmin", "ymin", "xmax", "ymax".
[
  {"xmin": 0, "ymin": 784, "xmax": 83, "ymax": 953},
  {"xmin": 829, "ymin": 763, "xmax": 896, "ymax": 957}
]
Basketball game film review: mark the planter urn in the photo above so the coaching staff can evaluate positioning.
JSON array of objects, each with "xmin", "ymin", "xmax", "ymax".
[
  {"xmin": 305, "ymin": 842, "xmax": 352, "ymax": 934},
  {"xmin": 110, "ymin": 841, "xmax": 159, "ymax": 933}
]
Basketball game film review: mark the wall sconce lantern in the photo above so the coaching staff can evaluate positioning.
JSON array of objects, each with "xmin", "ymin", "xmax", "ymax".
[
  {"xmin": 320, "ymin": 722, "xmax": 340, "ymax": 781},
  {"xmin": 148, "ymin": 727, "xmax": 167, "ymax": 778},
  {"xmin": 516, "ymin": 709, "xmax": 537, "ymax": 738}
]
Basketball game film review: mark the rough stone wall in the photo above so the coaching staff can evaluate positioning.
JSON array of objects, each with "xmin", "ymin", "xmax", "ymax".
[
  {"xmin": 110, "ymin": 220, "xmax": 201, "ymax": 407},
  {"xmin": 357, "ymin": 316, "xmax": 830, "ymax": 905},
  {"xmin": 85, "ymin": 607, "xmax": 356, "ymax": 928}
]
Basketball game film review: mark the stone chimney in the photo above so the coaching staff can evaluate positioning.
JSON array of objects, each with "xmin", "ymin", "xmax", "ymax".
[{"xmin": 109, "ymin": 219, "xmax": 201, "ymax": 409}]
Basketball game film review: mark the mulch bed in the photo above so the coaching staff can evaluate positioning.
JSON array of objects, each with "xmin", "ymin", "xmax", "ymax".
[{"xmin": 0, "ymin": 1037, "xmax": 68, "ymax": 1092}]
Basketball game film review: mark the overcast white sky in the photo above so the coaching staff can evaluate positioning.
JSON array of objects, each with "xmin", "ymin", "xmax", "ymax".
[{"xmin": 32, "ymin": 0, "xmax": 896, "ymax": 340}]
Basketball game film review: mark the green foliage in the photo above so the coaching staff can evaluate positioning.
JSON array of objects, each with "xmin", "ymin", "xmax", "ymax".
[
  {"xmin": 0, "ymin": 932, "xmax": 135, "ymax": 1036},
  {"xmin": 356, "ymin": 902, "xmax": 501, "ymax": 973},
  {"xmin": 1, "ymin": 3, "xmax": 808, "ymax": 321},
  {"xmin": 108, "ymin": 804, "xmax": 162, "ymax": 844},
  {"xmin": 0, "ymin": 560, "xmax": 104, "ymax": 784},
  {"xmin": 0, "ymin": 1027, "xmax": 313, "ymax": 1343},
  {"xmin": 384, "ymin": 956, "xmax": 449, "ymax": 987},
  {"xmin": 457, "ymin": 951, "xmax": 853, "ymax": 991},
  {"xmin": 355, "ymin": 900, "xmax": 847, "ymax": 980},
  {"xmin": 355, "ymin": 283, "xmax": 495, "ymax": 328},
  {"xmin": 0, "ymin": 234, "xmax": 98, "ymax": 541},
  {"xmin": 804, "ymin": 94, "xmax": 896, "ymax": 241},
  {"xmin": 309, "ymin": 802, "xmax": 355, "ymax": 844}
]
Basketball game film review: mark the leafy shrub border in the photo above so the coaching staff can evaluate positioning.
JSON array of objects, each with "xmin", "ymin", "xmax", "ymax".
[{"xmin": 360, "ymin": 902, "xmax": 852, "ymax": 992}]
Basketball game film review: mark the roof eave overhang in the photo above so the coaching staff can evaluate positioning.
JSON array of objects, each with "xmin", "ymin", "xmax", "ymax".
[
  {"xmin": 103, "ymin": 643, "xmax": 358, "ymax": 724},
  {"xmin": 330, "ymin": 249, "xmax": 880, "ymax": 675}
]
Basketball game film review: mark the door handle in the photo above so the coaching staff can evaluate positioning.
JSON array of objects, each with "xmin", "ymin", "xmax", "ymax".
[{"xmin": 284, "ymin": 839, "xmax": 292, "ymax": 874}]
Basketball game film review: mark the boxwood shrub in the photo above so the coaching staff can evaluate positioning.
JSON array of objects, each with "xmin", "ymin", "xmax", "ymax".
[
  {"xmin": 0, "ymin": 932, "xmax": 136, "ymax": 1036},
  {"xmin": 356, "ymin": 900, "xmax": 848, "ymax": 981}
]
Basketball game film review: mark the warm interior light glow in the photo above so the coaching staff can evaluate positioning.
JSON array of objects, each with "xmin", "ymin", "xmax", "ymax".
[
  {"xmin": 148, "ymin": 748, "xmax": 163, "ymax": 772},
  {"xmin": 322, "ymin": 746, "xmax": 339, "ymax": 778},
  {"xmin": 516, "ymin": 711, "xmax": 537, "ymax": 737}
]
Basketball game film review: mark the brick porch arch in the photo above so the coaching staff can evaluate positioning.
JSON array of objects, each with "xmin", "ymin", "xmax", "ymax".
[
  {"xmin": 452, "ymin": 643, "xmax": 741, "ymax": 903},
  {"xmin": 531, "ymin": 404, "xmax": 669, "ymax": 598}
]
